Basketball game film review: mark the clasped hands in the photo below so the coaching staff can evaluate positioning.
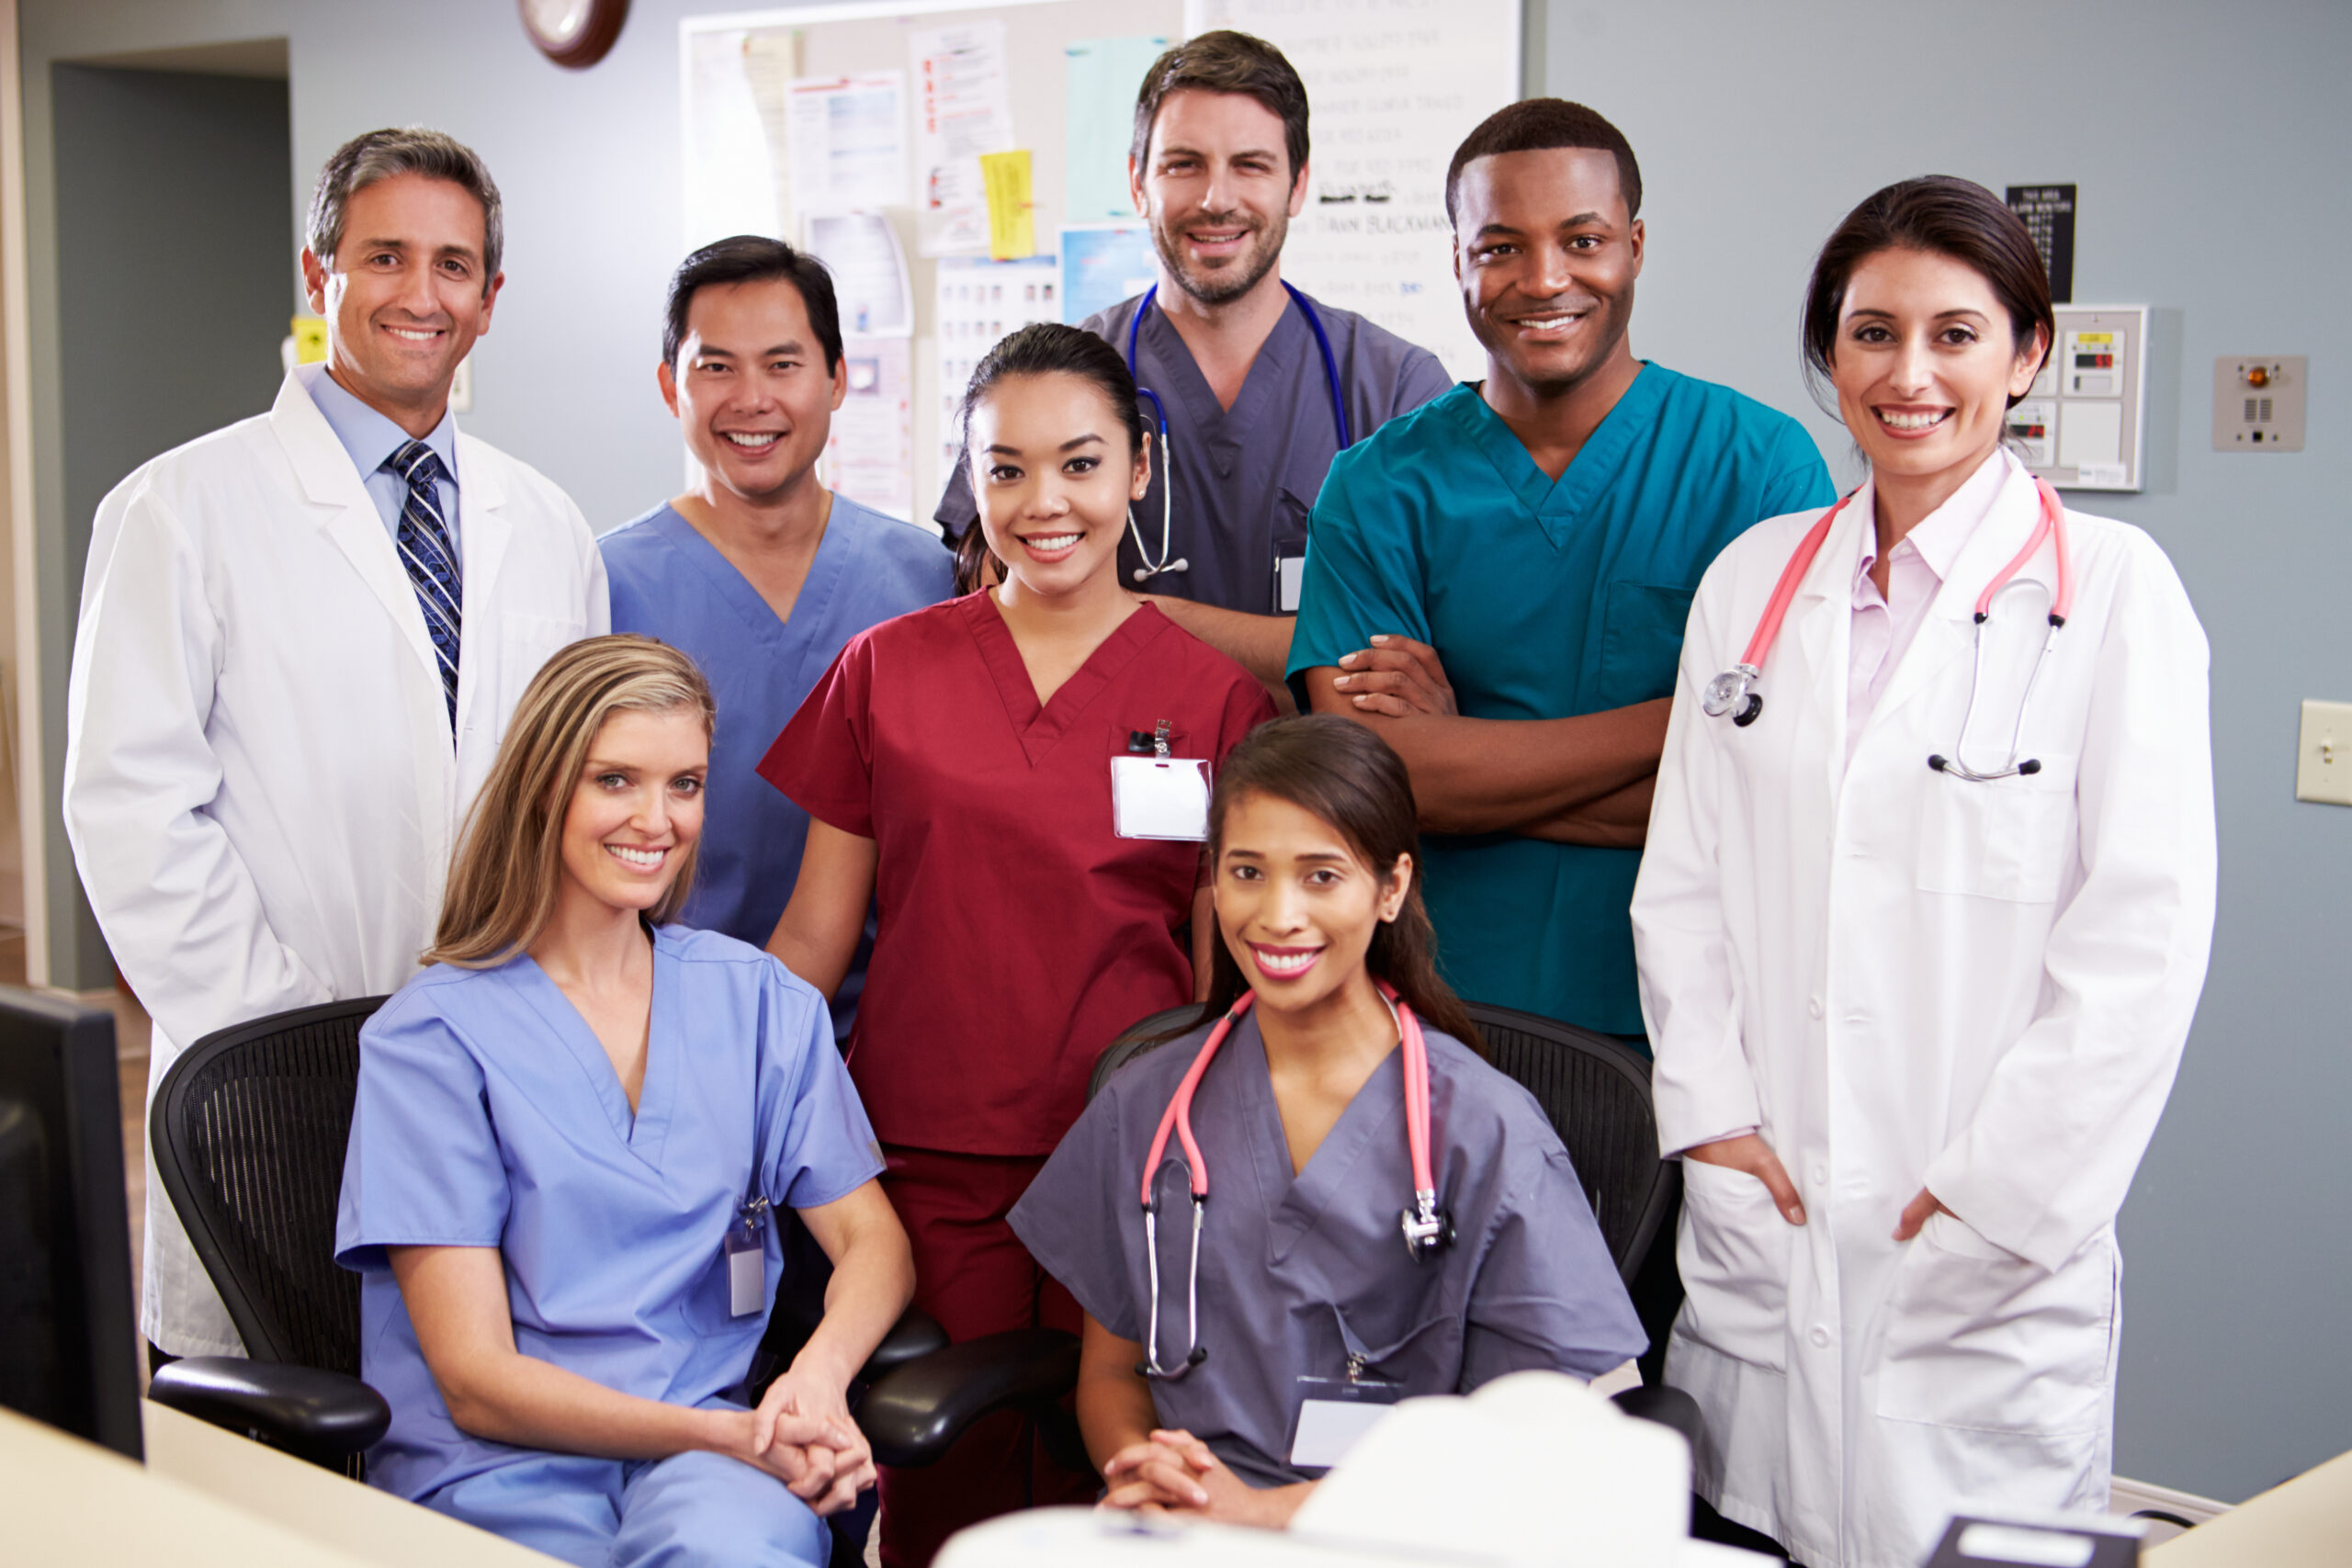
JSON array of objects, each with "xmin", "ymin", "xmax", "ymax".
[
  {"xmin": 738, "ymin": 1364, "xmax": 873, "ymax": 1516},
  {"xmin": 1101, "ymin": 1427, "xmax": 1310, "ymax": 1529},
  {"xmin": 1683, "ymin": 1132, "xmax": 1952, "ymax": 1241}
]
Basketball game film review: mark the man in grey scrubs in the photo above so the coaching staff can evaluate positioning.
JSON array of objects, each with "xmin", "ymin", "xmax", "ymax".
[{"xmin": 935, "ymin": 30, "xmax": 1451, "ymax": 702}]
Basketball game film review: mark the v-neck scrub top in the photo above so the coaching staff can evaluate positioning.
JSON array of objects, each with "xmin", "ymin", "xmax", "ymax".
[
  {"xmin": 759, "ymin": 595, "xmax": 1275, "ymax": 1155},
  {"xmin": 1008, "ymin": 1010, "xmax": 1646, "ymax": 1488},
  {"xmin": 1286, "ymin": 370, "xmax": 1834, "ymax": 1035},
  {"xmin": 601, "ymin": 498, "xmax": 952, "ymax": 1005},
  {"xmin": 334, "ymin": 926, "xmax": 886, "ymax": 1505},
  {"xmin": 934, "ymin": 290, "xmax": 1453, "ymax": 615}
]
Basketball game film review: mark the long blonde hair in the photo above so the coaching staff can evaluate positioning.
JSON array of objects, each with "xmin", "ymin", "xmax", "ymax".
[{"xmin": 425, "ymin": 636, "xmax": 717, "ymax": 969}]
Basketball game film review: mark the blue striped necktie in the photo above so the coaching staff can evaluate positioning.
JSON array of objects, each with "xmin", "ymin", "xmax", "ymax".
[{"xmin": 386, "ymin": 440, "xmax": 461, "ymax": 728}]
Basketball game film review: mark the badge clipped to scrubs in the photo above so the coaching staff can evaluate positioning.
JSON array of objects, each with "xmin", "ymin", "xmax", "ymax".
[
  {"xmin": 1113, "ymin": 720, "xmax": 1211, "ymax": 841},
  {"xmin": 725, "ymin": 1194, "xmax": 770, "ymax": 1318},
  {"xmin": 1289, "ymin": 1358, "xmax": 1405, "ymax": 1470},
  {"xmin": 1274, "ymin": 550, "xmax": 1306, "ymax": 615}
]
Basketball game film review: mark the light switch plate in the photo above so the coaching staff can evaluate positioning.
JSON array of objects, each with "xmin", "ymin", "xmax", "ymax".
[
  {"xmin": 2214, "ymin": 355, "xmax": 2306, "ymax": 451},
  {"xmin": 2295, "ymin": 700, "xmax": 2352, "ymax": 805}
]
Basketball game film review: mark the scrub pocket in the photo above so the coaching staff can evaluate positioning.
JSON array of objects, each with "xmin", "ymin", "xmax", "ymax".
[
  {"xmin": 1597, "ymin": 582, "xmax": 1698, "ymax": 709},
  {"xmin": 1914, "ymin": 755, "xmax": 2078, "ymax": 904},
  {"xmin": 1672, "ymin": 1158, "xmax": 1793, "ymax": 1371},
  {"xmin": 1326, "ymin": 1301, "xmax": 1464, "ymax": 1391},
  {"xmin": 1876, "ymin": 1216, "xmax": 2116, "ymax": 1434}
]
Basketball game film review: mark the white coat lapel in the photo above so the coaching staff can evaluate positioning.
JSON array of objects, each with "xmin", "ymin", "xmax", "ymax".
[
  {"xmin": 1868, "ymin": 459, "xmax": 2042, "ymax": 728},
  {"xmin": 450, "ymin": 433, "xmax": 512, "ymax": 740},
  {"xmin": 268, "ymin": 374, "xmax": 442, "ymax": 686},
  {"xmin": 1791, "ymin": 490, "xmax": 1870, "ymax": 806}
]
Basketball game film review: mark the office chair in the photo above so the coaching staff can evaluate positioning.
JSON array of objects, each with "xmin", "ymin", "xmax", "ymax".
[
  {"xmin": 144, "ymin": 996, "xmax": 992, "ymax": 1483},
  {"xmin": 856, "ymin": 998, "xmax": 1704, "ymax": 1475}
]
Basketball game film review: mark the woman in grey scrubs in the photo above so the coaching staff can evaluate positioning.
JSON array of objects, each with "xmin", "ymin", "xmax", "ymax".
[{"xmin": 1011, "ymin": 716, "xmax": 1645, "ymax": 1527}]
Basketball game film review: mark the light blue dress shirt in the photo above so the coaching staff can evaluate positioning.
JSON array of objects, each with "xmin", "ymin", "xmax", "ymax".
[{"xmin": 297, "ymin": 362, "xmax": 462, "ymax": 564}]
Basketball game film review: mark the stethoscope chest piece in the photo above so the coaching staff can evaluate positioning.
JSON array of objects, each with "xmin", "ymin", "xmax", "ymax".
[{"xmin": 1702, "ymin": 664, "xmax": 1765, "ymax": 728}]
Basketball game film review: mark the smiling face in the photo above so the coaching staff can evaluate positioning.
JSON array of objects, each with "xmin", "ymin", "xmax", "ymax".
[
  {"xmin": 300, "ymin": 173, "xmax": 501, "ymax": 432},
  {"xmin": 1452, "ymin": 146, "xmax": 1642, "ymax": 397},
  {"xmin": 660, "ymin": 276, "xmax": 845, "ymax": 505},
  {"xmin": 1131, "ymin": 88, "xmax": 1306, "ymax": 309},
  {"xmin": 1830, "ymin": 247, "xmax": 2047, "ymax": 489},
  {"xmin": 967, "ymin": 371, "xmax": 1148, "ymax": 600},
  {"xmin": 556, "ymin": 707, "xmax": 709, "ymax": 920},
  {"xmin": 1215, "ymin": 789, "xmax": 1410, "ymax": 1016}
]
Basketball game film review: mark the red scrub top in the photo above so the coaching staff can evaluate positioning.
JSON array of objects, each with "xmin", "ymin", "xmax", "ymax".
[{"xmin": 760, "ymin": 592, "xmax": 1274, "ymax": 1156}]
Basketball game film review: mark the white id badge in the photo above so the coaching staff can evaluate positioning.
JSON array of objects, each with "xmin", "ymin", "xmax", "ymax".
[
  {"xmin": 1275, "ymin": 552, "xmax": 1306, "ymax": 614},
  {"xmin": 725, "ymin": 1195, "xmax": 769, "ymax": 1318},
  {"xmin": 1288, "ymin": 1373, "xmax": 1404, "ymax": 1469},
  {"xmin": 1111, "ymin": 755, "xmax": 1212, "ymax": 840}
]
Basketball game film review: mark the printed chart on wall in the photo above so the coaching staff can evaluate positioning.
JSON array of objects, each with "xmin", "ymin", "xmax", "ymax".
[
  {"xmin": 681, "ymin": 0, "xmax": 1506, "ymax": 519},
  {"xmin": 1186, "ymin": 0, "xmax": 1517, "ymax": 380}
]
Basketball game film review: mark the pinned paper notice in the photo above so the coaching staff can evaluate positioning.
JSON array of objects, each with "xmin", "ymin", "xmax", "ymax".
[
  {"xmin": 981, "ymin": 150, "xmax": 1035, "ymax": 259},
  {"xmin": 291, "ymin": 316, "xmax": 328, "ymax": 364}
]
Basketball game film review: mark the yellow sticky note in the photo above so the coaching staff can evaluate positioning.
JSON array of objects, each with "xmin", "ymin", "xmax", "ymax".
[
  {"xmin": 290, "ymin": 315, "xmax": 329, "ymax": 365},
  {"xmin": 980, "ymin": 150, "xmax": 1035, "ymax": 261}
]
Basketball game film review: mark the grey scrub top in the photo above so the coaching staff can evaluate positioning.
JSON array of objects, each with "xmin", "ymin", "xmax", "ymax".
[
  {"xmin": 935, "ymin": 288, "xmax": 1453, "ymax": 615},
  {"xmin": 1009, "ymin": 1009, "xmax": 1645, "ymax": 1489}
]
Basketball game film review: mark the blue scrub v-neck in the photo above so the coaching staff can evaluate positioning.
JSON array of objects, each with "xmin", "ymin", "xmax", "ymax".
[
  {"xmin": 514, "ymin": 935, "xmax": 677, "ymax": 1166},
  {"xmin": 1454, "ymin": 363, "xmax": 1670, "ymax": 543},
  {"xmin": 649, "ymin": 502, "xmax": 850, "ymax": 655}
]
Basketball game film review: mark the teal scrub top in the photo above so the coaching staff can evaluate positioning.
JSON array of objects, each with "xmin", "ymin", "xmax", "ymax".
[{"xmin": 1286, "ymin": 367, "xmax": 1834, "ymax": 1037}]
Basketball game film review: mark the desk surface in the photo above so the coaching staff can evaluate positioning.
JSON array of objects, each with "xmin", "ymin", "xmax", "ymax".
[
  {"xmin": 0, "ymin": 1400, "xmax": 554, "ymax": 1566},
  {"xmin": 2146, "ymin": 1447, "xmax": 2352, "ymax": 1566}
]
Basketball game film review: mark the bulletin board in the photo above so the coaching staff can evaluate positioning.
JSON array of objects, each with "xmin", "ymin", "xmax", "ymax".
[{"xmin": 681, "ymin": 0, "xmax": 1518, "ymax": 526}]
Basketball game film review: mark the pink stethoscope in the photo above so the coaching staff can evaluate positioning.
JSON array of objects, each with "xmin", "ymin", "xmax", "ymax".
[
  {"xmin": 1136, "ymin": 984, "xmax": 1449, "ymax": 1382},
  {"xmin": 1700, "ymin": 477, "xmax": 2075, "ymax": 782}
]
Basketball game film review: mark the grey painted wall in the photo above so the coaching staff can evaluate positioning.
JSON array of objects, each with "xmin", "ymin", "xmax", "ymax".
[
  {"xmin": 15, "ymin": 0, "xmax": 2348, "ymax": 1503},
  {"xmin": 45, "ymin": 65, "xmax": 292, "ymax": 980}
]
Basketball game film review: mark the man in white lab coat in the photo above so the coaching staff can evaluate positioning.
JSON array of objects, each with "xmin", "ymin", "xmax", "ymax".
[{"xmin": 64, "ymin": 128, "xmax": 609, "ymax": 1365}]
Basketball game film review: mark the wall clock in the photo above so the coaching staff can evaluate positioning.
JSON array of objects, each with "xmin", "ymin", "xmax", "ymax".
[{"xmin": 520, "ymin": 0, "xmax": 628, "ymax": 70}]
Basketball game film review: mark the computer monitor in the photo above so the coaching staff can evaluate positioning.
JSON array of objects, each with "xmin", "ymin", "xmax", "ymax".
[{"xmin": 0, "ymin": 985, "xmax": 141, "ymax": 1460}]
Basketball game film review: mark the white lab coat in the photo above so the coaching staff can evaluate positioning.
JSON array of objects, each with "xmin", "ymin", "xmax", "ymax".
[
  {"xmin": 1630, "ymin": 451, "xmax": 2215, "ymax": 1568},
  {"xmin": 64, "ymin": 371, "xmax": 609, "ymax": 1356}
]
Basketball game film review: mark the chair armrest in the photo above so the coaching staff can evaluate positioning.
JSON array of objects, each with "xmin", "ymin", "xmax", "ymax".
[
  {"xmin": 864, "ymin": 1308, "xmax": 950, "ymax": 1377},
  {"xmin": 855, "ymin": 1328, "xmax": 1080, "ymax": 1469},
  {"xmin": 148, "ymin": 1357, "xmax": 390, "ymax": 1466},
  {"xmin": 1611, "ymin": 1382, "xmax": 1704, "ymax": 1456}
]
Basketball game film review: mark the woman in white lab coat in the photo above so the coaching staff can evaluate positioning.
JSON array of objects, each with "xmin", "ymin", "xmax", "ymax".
[{"xmin": 1629, "ymin": 176, "xmax": 2216, "ymax": 1568}]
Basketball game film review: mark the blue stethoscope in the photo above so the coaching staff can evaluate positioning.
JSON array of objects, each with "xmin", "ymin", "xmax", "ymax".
[{"xmin": 1123, "ymin": 281, "xmax": 1352, "ymax": 583}]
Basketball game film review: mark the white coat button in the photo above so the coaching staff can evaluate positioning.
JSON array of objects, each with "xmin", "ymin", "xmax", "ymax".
[
  {"xmin": 1806, "ymin": 996, "xmax": 1823, "ymax": 1019},
  {"xmin": 1809, "ymin": 1325, "xmax": 1831, "ymax": 1348},
  {"xmin": 1811, "ymin": 1162, "xmax": 1828, "ymax": 1185}
]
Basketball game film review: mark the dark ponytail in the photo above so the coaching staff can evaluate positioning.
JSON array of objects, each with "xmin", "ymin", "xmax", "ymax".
[
  {"xmin": 958, "ymin": 321, "xmax": 1146, "ymax": 458},
  {"xmin": 1192, "ymin": 715, "xmax": 1484, "ymax": 1056}
]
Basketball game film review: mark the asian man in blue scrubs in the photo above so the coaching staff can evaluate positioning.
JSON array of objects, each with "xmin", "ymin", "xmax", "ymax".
[
  {"xmin": 1289, "ymin": 100, "xmax": 1834, "ymax": 1045},
  {"xmin": 934, "ymin": 31, "xmax": 1451, "ymax": 705},
  {"xmin": 604, "ymin": 238, "xmax": 952, "ymax": 1032}
]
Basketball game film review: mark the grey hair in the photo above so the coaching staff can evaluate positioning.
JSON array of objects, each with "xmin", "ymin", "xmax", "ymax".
[{"xmin": 305, "ymin": 127, "xmax": 504, "ymax": 288}]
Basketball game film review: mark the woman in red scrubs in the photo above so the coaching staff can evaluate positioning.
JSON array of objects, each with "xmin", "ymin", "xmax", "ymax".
[{"xmin": 761, "ymin": 322, "xmax": 1275, "ymax": 1565}]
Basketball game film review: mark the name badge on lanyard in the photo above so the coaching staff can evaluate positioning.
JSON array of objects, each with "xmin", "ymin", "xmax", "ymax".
[
  {"xmin": 1289, "ymin": 1359, "xmax": 1405, "ymax": 1469},
  {"xmin": 724, "ymin": 1194, "xmax": 770, "ymax": 1318},
  {"xmin": 1113, "ymin": 720, "xmax": 1212, "ymax": 841}
]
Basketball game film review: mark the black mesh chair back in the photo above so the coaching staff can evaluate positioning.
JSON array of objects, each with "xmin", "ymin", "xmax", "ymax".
[
  {"xmin": 151, "ymin": 998, "xmax": 389, "ymax": 1376},
  {"xmin": 1464, "ymin": 1001, "xmax": 1674, "ymax": 1287},
  {"xmin": 1086, "ymin": 1004, "xmax": 1204, "ymax": 1103}
]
